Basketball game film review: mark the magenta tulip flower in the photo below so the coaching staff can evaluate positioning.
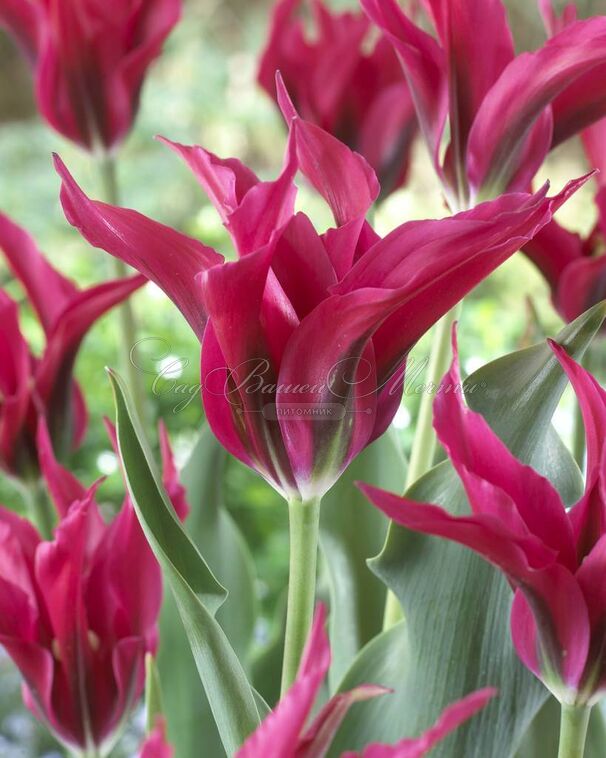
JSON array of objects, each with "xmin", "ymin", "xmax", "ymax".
[
  {"xmin": 522, "ymin": 158, "xmax": 606, "ymax": 324},
  {"xmin": 0, "ymin": 212, "xmax": 145, "ymax": 479},
  {"xmin": 521, "ymin": 3, "xmax": 606, "ymax": 323},
  {"xmin": 0, "ymin": 0, "xmax": 181, "ymax": 151},
  {"xmin": 0, "ymin": 417, "xmax": 186, "ymax": 754},
  {"xmin": 361, "ymin": 331, "xmax": 606, "ymax": 707},
  {"xmin": 53, "ymin": 78, "xmax": 585, "ymax": 502},
  {"xmin": 0, "ymin": 421, "xmax": 182, "ymax": 751},
  {"xmin": 258, "ymin": 0, "xmax": 417, "ymax": 199},
  {"xmin": 362, "ymin": 0, "xmax": 606, "ymax": 209},
  {"xmin": 237, "ymin": 604, "xmax": 495, "ymax": 758}
]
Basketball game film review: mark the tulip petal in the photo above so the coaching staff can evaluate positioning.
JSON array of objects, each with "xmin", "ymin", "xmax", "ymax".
[
  {"xmin": 348, "ymin": 687, "xmax": 496, "ymax": 758},
  {"xmin": 358, "ymin": 483, "xmax": 556, "ymax": 578},
  {"xmin": 581, "ymin": 118, "xmax": 606, "ymax": 181},
  {"xmin": 551, "ymin": 62, "xmax": 606, "ymax": 149},
  {"xmin": 36, "ymin": 419, "xmax": 86, "ymax": 519},
  {"xmin": 538, "ymin": 0, "xmax": 577, "ymax": 36},
  {"xmin": 199, "ymin": 246, "xmax": 298, "ymax": 495},
  {"xmin": 467, "ymin": 17, "xmax": 606, "ymax": 196},
  {"xmin": 158, "ymin": 137, "xmax": 258, "ymax": 224},
  {"xmin": 277, "ymin": 289, "xmax": 404, "ymax": 498},
  {"xmin": 338, "ymin": 180, "xmax": 586, "ymax": 382},
  {"xmin": 160, "ymin": 135, "xmax": 297, "ymax": 255},
  {"xmin": 298, "ymin": 684, "xmax": 389, "ymax": 758},
  {"xmin": 236, "ymin": 605, "xmax": 329, "ymax": 758},
  {"xmin": 576, "ymin": 533, "xmax": 606, "ymax": 634},
  {"xmin": 34, "ymin": 273, "xmax": 146, "ymax": 452},
  {"xmin": 0, "ymin": 292, "xmax": 31, "ymax": 472},
  {"xmin": 276, "ymin": 73, "xmax": 379, "ymax": 225},
  {"xmin": 432, "ymin": 332, "xmax": 575, "ymax": 568},
  {"xmin": 55, "ymin": 155, "xmax": 221, "ymax": 341},
  {"xmin": 425, "ymin": 0, "xmax": 514, "ymax": 178},
  {"xmin": 158, "ymin": 421, "xmax": 190, "ymax": 521},
  {"xmin": 549, "ymin": 340, "xmax": 606, "ymax": 483},
  {"xmin": 0, "ymin": 212, "xmax": 78, "ymax": 335},
  {"xmin": 140, "ymin": 716, "xmax": 174, "ymax": 758},
  {"xmin": 95, "ymin": 503, "xmax": 162, "ymax": 637},
  {"xmin": 360, "ymin": 0, "xmax": 447, "ymax": 177},
  {"xmin": 0, "ymin": 0, "xmax": 40, "ymax": 61},
  {"xmin": 555, "ymin": 254, "xmax": 606, "ymax": 326},
  {"xmin": 358, "ymin": 81, "xmax": 417, "ymax": 199},
  {"xmin": 510, "ymin": 564, "xmax": 590, "ymax": 692},
  {"xmin": 109, "ymin": 0, "xmax": 182, "ymax": 146},
  {"xmin": 270, "ymin": 213, "xmax": 337, "ymax": 319},
  {"xmin": 522, "ymin": 219, "xmax": 583, "ymax": 293}
]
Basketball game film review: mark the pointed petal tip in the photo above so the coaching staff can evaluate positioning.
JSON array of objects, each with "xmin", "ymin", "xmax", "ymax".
[{"xmin": 275, "ymin": 71, "xmax": 297, "ymax": 124}]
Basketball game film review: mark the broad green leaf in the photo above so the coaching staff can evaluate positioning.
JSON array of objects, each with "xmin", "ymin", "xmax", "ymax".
[
  {"xmin": 108, "ymin": 370, "xmax": 261, "ymax": 756},
  {"xmin": 159, "ymin": 426, "xmax": 258, "ymax": 758},
  {"xmin": 329, "ymin": 303, "xmax": 606, "ymax": 758},
  {"xmin": 182, "ymin": 426, "xmax": 257, "ymax": 660},
  {"xmin": 321, "ymin": 430, "xmax": 406, "ymax": 688},
  {"xmin": 251, "ymin": 593, "xmax": 286, "ymax": 708}
]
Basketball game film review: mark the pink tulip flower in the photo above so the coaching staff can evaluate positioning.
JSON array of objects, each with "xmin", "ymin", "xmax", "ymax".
[
  {"xmin": 0, "ymin": 212, "xmax": 145, "ymax": 478},
  {"xmin": 54, "ymin": 78, "xmax": 586, "ymax": 501},
  {"xmin": 237, "ymin": 604, "xmax": 495, "ymax": 757},
  {"xmin": 362, "ymin": 0, "xmax": 606, "ymax": 208},
  {"xmin": 362, "ymin": 330, "xmax": 606, "ymax": 706},
  {"xmin": 0, "ymin": 418, "xmax": 186, "ymax": 752},
  {"xmin": 0, "ymin": 0, "xmax": 181, "ymax": 150},
  {"xmin": 258, "ymin": 0, "xmax": 417, "ymax": 199}
]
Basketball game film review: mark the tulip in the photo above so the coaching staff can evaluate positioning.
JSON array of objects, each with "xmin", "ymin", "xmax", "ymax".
[
  {"xmin": 362, "ymin": 0, "xmax": 606, "ymax": 210},
  {"xmin": 360, "ymin": 330, "xmax": 606, "ymax": 756},
  {"xmin": 0, "ymin": 417, "xmax": 186, "ymax": 755},
  {"xmin": 54, "ymin": 75, "xmax": 586, "ymax": 691},
  {"xmin": 0, "ymin": 0, "xmax": 181, "ymax": 151},
  {"xmin": 258, "ymin": 0, "xmax": 417, "ymax": 199},
  {"xmin": 237, "ymin": 604, "xmax": 495, "ymax": 758},
  {"xmin": 0, "ymin": 212, "xmax": 145, "ymax": 488},
  {"xmin": 520, "ymin": 3, "xmax": 606, "ymax": 325},
  {"xmin": 53, "ymin": 77, "xmax": 587, "ymax": 507}
]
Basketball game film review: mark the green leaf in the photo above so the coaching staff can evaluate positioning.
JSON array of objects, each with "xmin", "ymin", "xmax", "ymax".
[
  {"xmin": 144, "ymin": 654, "xmax": 164, "ymax": 734},
  {"xmin": 320, "ymin": 430, "xmax": 406, "ymax": 689},
  {"xmin": 158, "ymin": 425, "xmax": 258, "ymax": 758},
  {"xmin": 329, "ymin": 303, "xmax": 606, "ymax": 758},
  {"xmin": 182, "ymin": 425, "xmax": 257, "ymax": 660},
  {"xmin": 108, "ymin": 370, "xmax": 261, "ymax": 756}
]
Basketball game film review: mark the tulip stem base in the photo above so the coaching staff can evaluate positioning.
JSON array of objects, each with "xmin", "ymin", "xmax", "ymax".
[
  {"xmin": 383, "ymin": 302, "xmax": 462, "ymax": 629},
  {"xmin": 558, "ymin": 704, "xmax": 591, "ymax": 758},
  {"xmin": 98, "ymin": 154, "xmax": 148, "ymax": 427},
  {"xmin": 281, "ymin": 496, "xmax": 321, "ymax": 695}
]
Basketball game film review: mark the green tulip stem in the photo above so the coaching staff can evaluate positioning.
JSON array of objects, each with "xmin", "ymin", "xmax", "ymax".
[
  {"xmin": 558, "ymin": 704, "xmax": 591, "ymax": 758},
  {"xmin": 97, "ymin": 154, "xmax": 148, "ymax": 426},
  {"xmin": 281, "ymin": 495, "xmax": 321, "ymax": 695},
  {"xmin": 383, "ymin": 301, "xmax": 463, "ymax": 629},
  {"xmin": 17, "ymin": 478, "xmax": 55, "ymax": 540}
]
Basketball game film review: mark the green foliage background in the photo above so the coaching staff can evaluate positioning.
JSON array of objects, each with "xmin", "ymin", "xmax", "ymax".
[{"xmin": 0, "ymin": 0, "xmax": 605, "ymax": 754}]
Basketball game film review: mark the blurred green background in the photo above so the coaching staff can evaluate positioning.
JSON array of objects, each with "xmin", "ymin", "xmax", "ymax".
[{"xmin": 0, "ymin": 0, "xmax": 605, "ymax": 754}]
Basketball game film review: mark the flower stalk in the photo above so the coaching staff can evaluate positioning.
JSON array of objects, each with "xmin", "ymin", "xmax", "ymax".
[
  {"xmin": 281, "ymin": 496, "xmax": 321, "ymax": 695},
  {"xmin": 97, "ymin": 155, "xmax": 148, "ymax": 426},
  {"xmin": 558, "ymin": 704, "xmax": 591, "ymax": 758},
  {"xmin": 20, "ymin": 478, "xmax": 54, "ymax": 541}
]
